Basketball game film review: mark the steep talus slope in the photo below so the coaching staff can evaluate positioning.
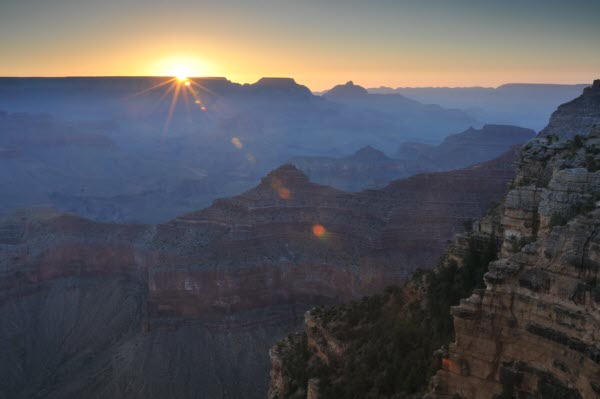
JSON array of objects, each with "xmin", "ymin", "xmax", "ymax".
[
  {"xmin": 0, "ymin": 152, "xmax": 514, "ymax": 398},
  {"xmin": 0, "ymin": 208, "xmax": 306, "ymax": 399},
  {"xmin": 268, "ymin": 80, "xmax": 600, "ymax": 399},
  {"xmin": 0, "ymin": 209, "xmax": 148, "ymax": 399},
  {"xmin": 0, "ymin": 277, "xmax": 146, "ymax": 399}
]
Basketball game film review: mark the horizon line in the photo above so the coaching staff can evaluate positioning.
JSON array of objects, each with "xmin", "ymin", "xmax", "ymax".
[{"xmin": 0, "ymin": 75, "xmax": 592, "ymax": 91}]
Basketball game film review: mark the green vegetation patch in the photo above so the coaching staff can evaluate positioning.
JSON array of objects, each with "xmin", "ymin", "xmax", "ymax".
[{"xmin": 278, "ymin": 236, "xmax": 498, "ymax": 399}]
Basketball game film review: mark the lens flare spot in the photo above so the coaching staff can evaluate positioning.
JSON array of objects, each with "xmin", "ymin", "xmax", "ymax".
[
  {"xmin": 184, "ymin": 81, "xmax": 191, "ymax": 86},
  {"xmin": 231, "ymin": 137, "xmax": 243, "ymax": 149},
  {"xmin": 312, "ymin": 224, "xmax": 326, "ymax": 238},
  {"xmin": 246, "ymin": 153, "xmax": 256, "ymax": 163},
  {"xmin": 278, "ymin": 187, "xmax": 291, "ymax": 199},
  {"xmin": 195, "ymin": 100, "xmax": 201, "ymax": 104},
  {"xmin": 270, "ymin": 177, "xmax": 292, "ymax": 200}
]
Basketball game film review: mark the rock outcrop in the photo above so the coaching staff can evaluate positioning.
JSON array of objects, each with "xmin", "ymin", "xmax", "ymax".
[
  {"xmin": 539, "ymin": 79, "xmax": 600, "ymax": 138},
  {"xmin": 429, "ymin": 124, "xmax": 600, "ymax": 399}
]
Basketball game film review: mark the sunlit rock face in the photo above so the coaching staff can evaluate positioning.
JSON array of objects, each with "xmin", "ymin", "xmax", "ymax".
[
  {"xmin": 431, "ymin": 213, "xmax": 600, "ymax": 398},
  {"xmin": 0, "ymin": 150, "xmax": 514, "ymax": 398},
  {"xmin": 430, "ymin": 99, "xmax": 600, "ymax": 397}
]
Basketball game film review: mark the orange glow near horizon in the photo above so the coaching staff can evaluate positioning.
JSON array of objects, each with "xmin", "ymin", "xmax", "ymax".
[
  {"xmin": 0, "ymin": 49, "xmax": 594, "ymax": 92},
  {"xmin": 150, "ymin": 56, "xmax": 217, "ymax": 81},
  {"xmin": 1, "ymin": 2, "xmax": 598, "ymax": 91},
  {"xmin": 0, "ymin": 50, "xmax": 595, "ymax": 92}
]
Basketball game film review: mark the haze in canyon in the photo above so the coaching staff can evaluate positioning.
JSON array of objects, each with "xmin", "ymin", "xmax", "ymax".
[{"xmin": 1, "ymin": 1, "xmax": 599, "ymax": 399}]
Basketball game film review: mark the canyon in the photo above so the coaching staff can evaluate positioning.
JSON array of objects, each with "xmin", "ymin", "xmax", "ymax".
[
  {"xmin": 2, "ymin": 80, "xmax": 596, "ymax": 399},
  {"xmin": 0, "ymin": 77, "xmax": 478, "ymax": 223},
  {"xmin": 0, "ymin": 147, "xmax": 515, "ymax": 398},
  {"xmin": 267, "ymin": 80, "xmax": 600, "ymax": 399}
]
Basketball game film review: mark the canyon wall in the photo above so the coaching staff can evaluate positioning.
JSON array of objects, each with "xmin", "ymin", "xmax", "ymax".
[{"xmin": 430, "ymin": 126, "xmax": 600, "ymax": 399}]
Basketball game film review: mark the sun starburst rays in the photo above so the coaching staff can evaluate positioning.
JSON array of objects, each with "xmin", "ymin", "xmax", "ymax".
[{"xmin": 129, "ymin": 74, "xmax": 214, "ymax": 134}]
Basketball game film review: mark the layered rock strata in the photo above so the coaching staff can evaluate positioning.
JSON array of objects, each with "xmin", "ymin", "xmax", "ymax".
[
  {"xmin": 430, "ymin": 128, "xmax": 600, "ymax": 398},
  {"xmin": 0, "ymin": 152, "xmax": 514, "ymax": 398}
]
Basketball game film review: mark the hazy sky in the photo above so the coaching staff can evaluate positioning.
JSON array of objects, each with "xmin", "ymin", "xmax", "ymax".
[{"xmin": 1, "ymin": 0, "xmax": 599, "ymax": 90}]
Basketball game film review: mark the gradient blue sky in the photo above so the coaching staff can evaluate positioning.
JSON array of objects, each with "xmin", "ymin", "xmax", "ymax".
[{"xmin": 1, "ymin": 0, "xmax": 598, "ymax": 89}]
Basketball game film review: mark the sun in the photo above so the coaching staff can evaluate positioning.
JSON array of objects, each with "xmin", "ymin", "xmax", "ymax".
[
  {"xmin": 133, "ymin": 58, "xmax": 217, "ymax": 132},
  {"xmin": 171, "ymin": 65, "xmax": 192, "ymax": 82},
  {"xmin": 149, "ymin": 56, "xmax": 217, "ymax": 81},
  {"xmin": 174, "ymin": 69, "xmax": 189, "ymax": 82}
]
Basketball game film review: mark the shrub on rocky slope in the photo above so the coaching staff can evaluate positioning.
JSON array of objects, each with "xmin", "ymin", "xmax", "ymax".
[{"xmin": 268, "ymin": 230, "xmax": 499, "ymax": 399}]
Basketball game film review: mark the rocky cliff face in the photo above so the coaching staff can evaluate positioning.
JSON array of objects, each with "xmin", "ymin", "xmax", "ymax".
[
  {"xmin": 539, "ymin": 79, "xmax": 600, "ymax": 139},
  {"xmin": 429, "ymin": 124, "xmax": 600, "ymax": 399}
]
